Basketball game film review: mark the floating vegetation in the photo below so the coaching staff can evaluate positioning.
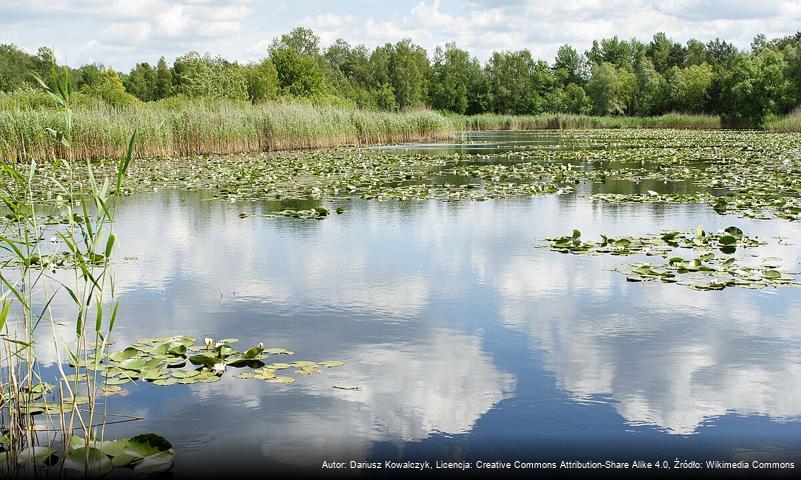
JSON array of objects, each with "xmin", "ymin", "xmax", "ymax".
[
  {"xmin": 63, "ymin": 433, "xmax": 175, "ymax": 475},
  {"xmin": 541, "ymin": 227, "xmax": 799, "ymax": 291},
  {"xmin": 619, "ymin": 256, "xmax": 799, "ymax": 291},
  {"xmin": 543, "ymin": 226, "xmax": 763, "ymax": 256},
  {"xmin": 0, "ymin": 432, "xmax": 176, "ymax": 476},
  {"xmin": 84, "ymin": 336, "xmax": 345, "ymax": 391}
]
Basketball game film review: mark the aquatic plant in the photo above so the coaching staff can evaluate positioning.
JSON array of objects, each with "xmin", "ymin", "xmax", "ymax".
[
  {"xmin": 541, "ymin": 227, "xmax": 799, "ymax": 291},
  {"xmin": 0, "ymin": 66, "xmax": 161, "ymax": 477}
]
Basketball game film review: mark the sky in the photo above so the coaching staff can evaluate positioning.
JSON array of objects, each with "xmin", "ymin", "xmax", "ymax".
[{"xmin": 1, "ymin": 0, "xmax": 800, "ymax": 70}]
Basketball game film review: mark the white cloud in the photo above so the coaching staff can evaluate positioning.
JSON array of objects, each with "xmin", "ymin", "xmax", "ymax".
[{"xmin": 2, "ymin": 1, "xmax": 801, "ymax": 77}]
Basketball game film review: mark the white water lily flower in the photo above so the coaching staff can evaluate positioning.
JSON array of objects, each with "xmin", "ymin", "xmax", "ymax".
[
  {"xmin": 204, "ymin": 337, "xmax": 214, "ymax": 348},
  {"xmin": 212, "ymin": 363, "xmax": 226, "ymax": 376},
  {"xmin": 214, "ymin": 341, "xmax": 225, "ymax": 348}
]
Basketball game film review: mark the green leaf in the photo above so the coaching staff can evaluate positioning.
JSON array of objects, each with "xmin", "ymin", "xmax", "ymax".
[
  {"xmin": 124, "ymin": 434, "xmax": 173, "ymax": 458},
  {"xmin": 188, "ymin": 355, "xmax": 220, "ymax": 368},
  {"xmin": 63, "ymin": 447, "xmax": 113, "ymax": 476}
]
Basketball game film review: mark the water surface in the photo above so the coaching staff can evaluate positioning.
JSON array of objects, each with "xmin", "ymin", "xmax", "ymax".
[{"xmin": 29, "ymin": 132, "xmax": 801, "ymax": 475}]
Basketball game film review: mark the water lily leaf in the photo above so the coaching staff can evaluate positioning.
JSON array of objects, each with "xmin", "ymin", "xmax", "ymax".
[
  {"xmin": 267, "ymin": 363, "xmax": 291, "ymax": 369},
  {"xmin": 118, "ymin": 358, "xmax": 148, "ymax": 371},
  {"xmin": 17, "ymin": 446, "xmax": 55, "ymax": 466},
  {"xmin": 267, "ymin": 376, "xmax": 295, "ymax": 384},
  {"xmin": 188, "ymin": 355, "xmax": 220, "ymax": 368},
  {"xmin": 764, "ymin": 270, "xmax": 782, "ymax": 279},
  {"xmin": 724, "ymin": 226, "xmax": 743, "ymax": 237},
  {"xmin": 290, "ymin": 361, "xmax": 317, "ymax": 369},
  {"xmin": 243, "ymin": 345, "xmax": 264, "ymax": 360},
  {"xmin": 109, "ymin": 347, "xmax": 142, "ymax": 362},
  {"xmin": 64, "ymin": 447, "xmax": 113, "ymax": 476},
  {"xmin": 264, "ymin": 348, "xmax": 291, "ymax": 355},
  {"xmin": 104, "ymin": 377, "xmax": 131, "ymax": 385},
  {"xmin": 718, "ymin": 235, "xmax": 737, "ymax": 245},
  {"xmin": 171, "ymin": 370, "xmax": 200, "ymax": 379},
  {"xmin": 318, "ymin": 360, "xmax": 345, "ymax": 368},
  {"xmin": 153, "ymin": 378, "xmax": 178, "ymax": 386},
  {"xmin": 140, "ymin": 369, "xmax": 167, "ymax": 381},
  {"xmin": 133, "ymin": 451, "xmax": 174, "ymax": 473},
  {"xmin": 102, "ymin": 386, "xmax": 123, "ymax": 395},
  {"xmin": 219, "ymin": 338, "xmax": 239, "ymax": 344},
  {"xmin": 124, "ymin": 434, "xmax": 173, "ymax": 458}
]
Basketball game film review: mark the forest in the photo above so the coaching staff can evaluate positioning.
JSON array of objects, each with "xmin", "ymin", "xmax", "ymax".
[{"xmin": 2, "ymin": 27, "xmax": 801, "ymax": 127}]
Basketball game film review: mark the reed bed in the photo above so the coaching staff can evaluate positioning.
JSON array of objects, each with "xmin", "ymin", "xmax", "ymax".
[
  {"xmin": 0, "ymin": 99, "xmax": 454, "ymax": 162},
  {"xmin": 8, "ymin": 95, "xmax": 801, "ymax": 163},
  {"xmin": 451, "ymin": 112, "xmax": 722, "ymax": 131},
  {"xmin": 765, "ymin": 108, "xmax": 801, "ymax": 132}
]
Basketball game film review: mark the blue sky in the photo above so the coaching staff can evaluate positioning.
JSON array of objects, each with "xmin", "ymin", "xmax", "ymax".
[{"xmin": 1, "ymin": 0, "xmax": 800, "ymax": 70}]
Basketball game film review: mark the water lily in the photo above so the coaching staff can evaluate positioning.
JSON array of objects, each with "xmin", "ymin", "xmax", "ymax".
[
  {"xmin": 204, "ymin": 337, "xmax": 214, "ymax": 349},
  {"xmin": 212, "ymin": 363, "xmax": 226, "ymax": 376}
]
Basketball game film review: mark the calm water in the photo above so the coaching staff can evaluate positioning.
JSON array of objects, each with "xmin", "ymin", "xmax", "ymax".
[{"xmin": 31, "ymin": 132, "xmax": 801, "ymax": 475}]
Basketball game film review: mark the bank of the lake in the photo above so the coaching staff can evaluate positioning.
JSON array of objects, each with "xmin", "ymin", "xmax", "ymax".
[{"xmin": 2, "ymin": 97, "xmax": 801, "ymax": 162}]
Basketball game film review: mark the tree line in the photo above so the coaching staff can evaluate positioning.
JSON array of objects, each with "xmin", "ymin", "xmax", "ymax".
[{"xmin": 2, "ymin": 28, "xmax": 800, "ymax": 125}]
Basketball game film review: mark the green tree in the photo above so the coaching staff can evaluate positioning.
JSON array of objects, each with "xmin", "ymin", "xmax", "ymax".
[
  {"xmin": 632, "ymin": 54, "xmax": 666, "ymax": 115},
  {"xmin": 269, "ymin": 28, "xmax": 325, "ymax": 98},
  {"xmin": 429, "ymin": 43, "xmax": 478, "ymax": 113},
  {"xmin": 124, "ymin": 62, "xmax": 156, "ymax": 101},
  {"xmin": 386, "ymin": 39, "xmax": 430, "ymax": 109},
  {"xmin": 667, "ymin": 63, "xmax": 714, "ymax": 112},
  {"xmin": 173, "ymin": 52, "xmax": 248, "ymax": 100},
  {"xmin": 245, "ymin": 59, "xmax": 279, "ymax": 102},
  {"xmin": 562, "ymin": 83, "xmax": 593, "ymax": 114},
  {"xmin": 486, "ymin": 50, "xmax": 554, "ymax": 114},
  {"xmin": 0, "ymin": 44, "xmax": 55, "ymax": 91},
  {"xmin": 647, "ymin": 33, "xmax": 685, "ymax": 74},
  {"xmin": 154, "ymin": 57, "xmax": 174, "ymax": 100},
  {"xmin": 553, "ymin": 45, "xmax": 585, "ymax": 86},
  {"xmin": 586, "ymin": 62, "xmax": 627, "ymax": 115},
  {"xmin": 81, "ymin": 68, "xmax": 139, "ymax": 107},
  {"xmin": 74, "ymin": 63, "xmax": 104, "ymax": 90}
]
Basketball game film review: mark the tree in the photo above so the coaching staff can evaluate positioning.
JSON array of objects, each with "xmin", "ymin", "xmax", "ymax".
[
  {"xmin": 429, "ymin": 43, "xmax": 478, "ymax": 114},
  {"xmin": 244, "ymin": 59, "xmax": 279, "ymax": 103},
  {"xmin": 553, "ymin": 45, "xmax": 585, "ymax": 86},
  {"xmin": 586, "ymin": 36, "xmax": 633, "ymax": 69},
  {"xmin": 685, "ymin": 39, "xmax": 707, "ymax": 67},
  {"xmin": 124, "ymin": 62, "xmax": 156, "ymax": 101},
  {"xmin": 486, "ymin": 50, "xmax": 554, "ymax": 114},
  {"xmin": 667, "ymin": 63, "xmax": 714, "ymax": 112},
  {"xmin": 0, "ymin": 44, "xmax": 55, "ymax": 91},
  {"xmin": 586, "ymin": 62, "xmax": 627, "ymax": 115},
  {"xmin": 75, "ymin": 64, "xmax": 104, "ymax": 90},
  {"xmin": 269, "ymin": 29, "xmax": 325, "ymax": 98},
  {"xmin": 173, "ymin": 52, "xmax": 248, "ymax": 100},
  {"xmin": 154, "ymin": 57, "xmax": 174, "ymax": 100},
  {"xmin": 81, "ymin": 68, "xmax": 138, "ymax": 108},
  {"xmin": 647, "ymin": 33, "xmax": 685, "ymax": 74},
  {"xmin": 632, "ymin": 54, "xmax": 666, "ymax": 115},
  {"xmin": 387, "ymin": 39, "xmax": 430, "ymax": 109},
  {"xmin": 562, "ymin": 83, "xmax": 593, "ymax": 114}
]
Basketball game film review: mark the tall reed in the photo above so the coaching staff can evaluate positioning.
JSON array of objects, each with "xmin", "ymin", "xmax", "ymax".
[{"xmin": 1, "ymin": 67, "xmax": 133, "ymax": 476}]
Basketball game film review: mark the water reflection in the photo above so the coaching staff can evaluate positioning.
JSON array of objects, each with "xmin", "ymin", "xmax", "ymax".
[{"xmin": 10, "ymin": 133, "xmax": 801, "ymax": 469}]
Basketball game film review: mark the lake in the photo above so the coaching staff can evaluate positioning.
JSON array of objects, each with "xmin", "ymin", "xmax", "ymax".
[{"xmin": 23, "ymin": 131, "xmax": 801, "ymax": 476}]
